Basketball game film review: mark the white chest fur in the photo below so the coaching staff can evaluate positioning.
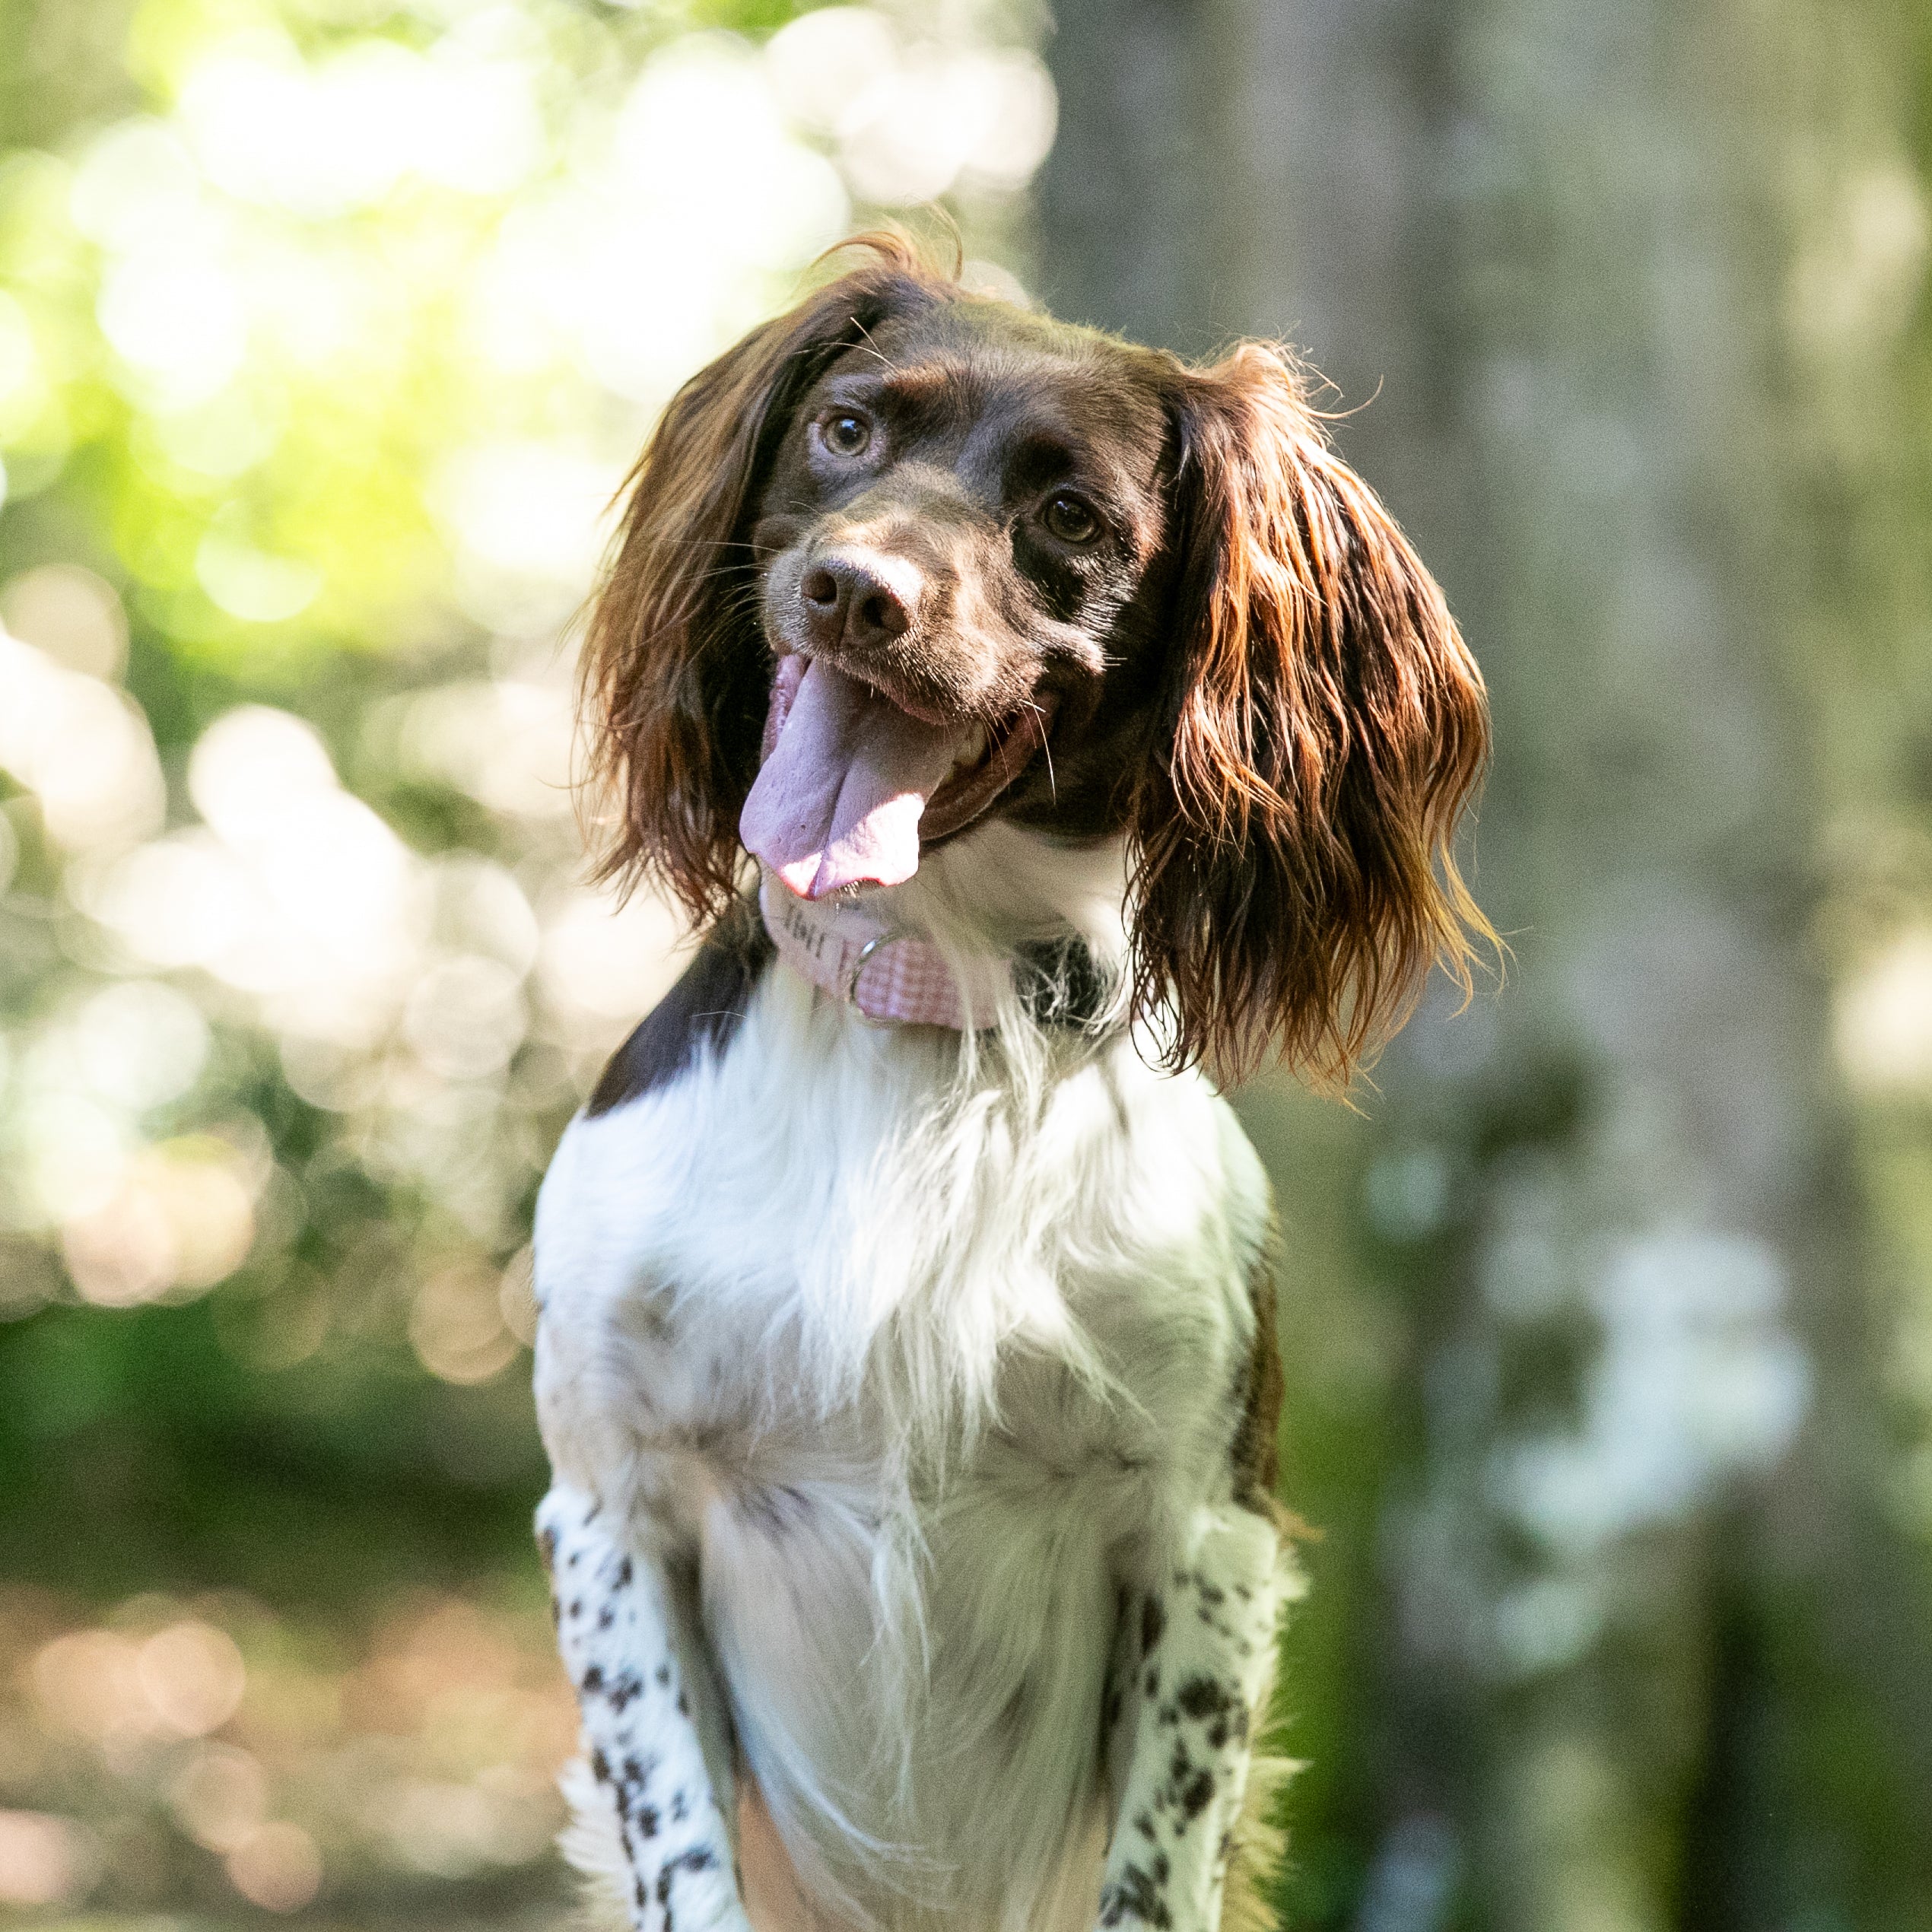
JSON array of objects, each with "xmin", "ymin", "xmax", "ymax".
[{"xmin": 532, "ymin": 841, "xmax": 1281, "ymax": 1932}]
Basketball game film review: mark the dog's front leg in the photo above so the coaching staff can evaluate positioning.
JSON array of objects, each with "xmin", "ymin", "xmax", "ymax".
[
  {"xmin": 539, "ymin": 1485, "xmax": 751, "ymax": 1932},
  {"xmin": 1100, "ymin": 1503, "xmax": 1286, "ymax": 1932}
]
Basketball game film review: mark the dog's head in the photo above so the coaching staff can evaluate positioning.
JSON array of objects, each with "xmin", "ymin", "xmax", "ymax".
[{"xmin": 583, "ymin": 235, "xmax": 1490, "ymax": 1082}]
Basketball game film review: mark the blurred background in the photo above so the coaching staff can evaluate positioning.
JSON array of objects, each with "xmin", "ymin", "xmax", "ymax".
[{"xmin": 1, "ymin": 0, "xmax": 1929, "ymax": 1927}]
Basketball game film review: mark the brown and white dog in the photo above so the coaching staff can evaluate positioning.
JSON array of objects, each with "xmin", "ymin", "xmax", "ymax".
[{"xmin": 532, "ymin": 235, "xmax": 1488, "ymax": 1932}]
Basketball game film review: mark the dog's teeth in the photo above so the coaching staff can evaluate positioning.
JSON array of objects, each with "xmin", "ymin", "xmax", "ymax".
[{"xmin": 954, "ymin": 726, "xmax": 989, "ymax": 771}]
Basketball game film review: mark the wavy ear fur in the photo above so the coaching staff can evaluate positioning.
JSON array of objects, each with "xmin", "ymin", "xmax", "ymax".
[
  {"xmin": 1131, "ymin": 344, "xmax": 1493, "ymax": 1086},
  {"xmin": 582, "ymin": 234, "xmax": 955, "ymax": 920}
]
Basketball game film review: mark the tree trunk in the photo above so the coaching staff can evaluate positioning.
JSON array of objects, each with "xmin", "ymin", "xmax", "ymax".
[{"xmin": 1038, "ymin": 2, "xmax": 1932, "ymax": 1927}]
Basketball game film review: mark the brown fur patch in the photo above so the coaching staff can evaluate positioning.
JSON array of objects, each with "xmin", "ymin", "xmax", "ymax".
[
  {"xmin": 586, "ymin": 898, "xmax": 773, "ymax": 1117},
  {"xmin": 1230, "ymin": 1219, "xmax": 1286, "ymax": 1516}
]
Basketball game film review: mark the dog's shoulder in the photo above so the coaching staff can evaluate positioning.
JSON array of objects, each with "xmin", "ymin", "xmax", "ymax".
[{"xmin": 585, "ymin": 896, "xmax": 774, "ymax": 1118}]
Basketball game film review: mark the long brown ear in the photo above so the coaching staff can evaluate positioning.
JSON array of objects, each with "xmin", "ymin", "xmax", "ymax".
[
  {"xmin": 1130, "ymin": 343, "xmax": 1493, "ymax": 1087},
  {"xmin": 581, "ymin": 234, "xmax": 951, "ymax": 920}
]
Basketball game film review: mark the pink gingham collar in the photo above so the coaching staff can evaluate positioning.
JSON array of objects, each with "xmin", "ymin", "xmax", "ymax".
[{"xmin": 758, "ymin": 871, "xmax": 1009, "ymax": 1030}]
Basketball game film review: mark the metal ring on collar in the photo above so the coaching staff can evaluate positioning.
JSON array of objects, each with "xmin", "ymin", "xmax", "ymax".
[{"xmin": 844, "ymin": 930, "xmax": 905, "ymax": 1023}]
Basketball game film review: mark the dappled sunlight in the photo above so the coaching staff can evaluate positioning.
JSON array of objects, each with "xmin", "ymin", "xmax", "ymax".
[
  {"xmin": 0, "ymin": 564, "xmax": 129, "ymax": 680},
  {"xmin": 767, "ymin": 9, "xmax": 1055, "ymax": 203},
  {"xmin": 0, "ymin": 1586, "xmax": 576, "ymax": 1918},
  {"xmin": 393, "ymin": 679, "xmax": 577, "ymax": 822},
  {"xmin": 1836, "ymin": 926, "xmax": 1932, "ymax": 1093},
  {"xmin": 0, "ymin": 628, "xmax": 164, "ymax": 852},
  {"xmin": 59, "ymin": 1137, "xmax": 259, "ymax": 1308}
]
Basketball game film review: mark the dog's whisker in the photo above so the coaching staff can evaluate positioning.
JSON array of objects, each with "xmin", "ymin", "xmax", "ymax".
[
  {"xmin": 849, "ymin": 318, "xmax": 899, "ymax": 373},
  {"xmin": 1022, "ymin": 700, "xmax": 1057, "ymax": 803}
]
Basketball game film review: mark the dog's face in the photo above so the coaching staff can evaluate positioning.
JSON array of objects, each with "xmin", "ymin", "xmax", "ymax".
[
  {"xmin": 584, "ymin": 237, "xmax": 1491, "ymax": 1081},
  {"xmin": 741, "ymin": 302, "xmax": 1183, "ymax": 900}
]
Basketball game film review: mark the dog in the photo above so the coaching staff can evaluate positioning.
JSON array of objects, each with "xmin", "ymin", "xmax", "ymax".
[{"xmin": 531, "ymin": 234, "xmax": 1489, "ymax": 1932}]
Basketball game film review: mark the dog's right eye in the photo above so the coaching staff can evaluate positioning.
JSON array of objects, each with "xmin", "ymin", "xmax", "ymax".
[{"xmin": 819, "ymin": 412, "xmax": 872, "ymax": 457}]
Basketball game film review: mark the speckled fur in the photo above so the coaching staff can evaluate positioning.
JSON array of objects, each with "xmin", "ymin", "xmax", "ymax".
[{"xmin": 534, "ymin": 826, "xmax": 1297, "ymax": 1932}]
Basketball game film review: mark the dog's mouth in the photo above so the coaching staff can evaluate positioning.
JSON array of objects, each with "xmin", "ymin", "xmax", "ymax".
[{"xmin": 740, "ymin": 652, "xmax": 1053, "ymax": 902}]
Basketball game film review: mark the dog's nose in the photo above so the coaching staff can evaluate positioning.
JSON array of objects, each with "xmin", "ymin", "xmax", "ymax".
[{"xmin": 797, "ymin": 551, "xmax": 920, "ymax": 654}]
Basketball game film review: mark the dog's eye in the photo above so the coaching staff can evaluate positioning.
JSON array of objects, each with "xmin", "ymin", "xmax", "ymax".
[
  {"xmin": 820, "ymin": 411, "xmax": 872, "ymax": 456},
  {"xmin": 1042, "ymin": 494, "xmax": 1099, "ymax": 544}
]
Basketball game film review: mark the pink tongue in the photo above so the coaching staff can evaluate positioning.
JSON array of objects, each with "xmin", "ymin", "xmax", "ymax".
[{"xmin": 740, "ymin": 656, "xmax": 962, "ymax": 901}]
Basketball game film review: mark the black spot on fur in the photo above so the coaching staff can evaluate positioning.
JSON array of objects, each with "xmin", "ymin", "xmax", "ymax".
[
  {"xmin": 1099, "ymin": 1862, "xmax": 1173, "ymax": 1930},
  {"xmin": 1178, "ymin": 1768, "xmax": 1215, "ymax": 1820},
  {"xmin": 1141, "ymin": 1594, "xmax": 1166, "ymax": 1657},
  {"xmin": 1176, "ymin": 1676, "xmax": 1236, "ymax": 1721},
  {"xmin": 537, "ymin": 1524, "xmax": 558, "ymax": 1572},
  {"xmin": 1134, "ymin": 1813, "xmax": 1155, "ymax": 1840},
  {"xmin": 656, "ymin": 1663, "xmax": 671, "ymax": 1686},
  {"xmin": 582, "ymin": 1666, "xmax": 605, "ymax": 1695},
  {"xmin": 611, "ymin": 1673, "xmax": 643, "ymax": 1712},
  {"xmin": 636, "ymin": 1803, "xmax": 659, "ymax": 1838},
  {"xmin": 1144, "ymin": 1668, "xmax": 1159, "ymax": 1698},
  {"xmin": 590, "ymin": 1748, "xmax": 611, "ymax": 1784},
  {"xmin": 587, "ymin": 900, "xmax": 773, "ymax": 1117},
  {"xmin": 652, "ymin": 1841, "xmax": 718, "ymax": 1932},
  {"xmin": 615, "ymin": 1558, "xmax": 634, "ymax": 1586}
]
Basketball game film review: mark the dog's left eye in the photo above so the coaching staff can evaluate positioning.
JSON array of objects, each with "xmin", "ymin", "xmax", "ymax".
[
  {"xmin": 1041, "ymin": 494, "xmax": 1100, "ymax": 544},
  {"xmin": 820, "ymin": 412, "xmax": 872, "ymax": 456}
]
